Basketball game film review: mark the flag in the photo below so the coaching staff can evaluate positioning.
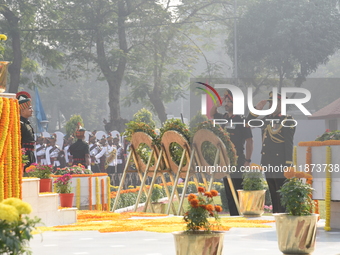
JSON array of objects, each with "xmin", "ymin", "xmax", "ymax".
[{"xmin": 34, "ymin": 86, "xmax": 48, "ymax": 133}]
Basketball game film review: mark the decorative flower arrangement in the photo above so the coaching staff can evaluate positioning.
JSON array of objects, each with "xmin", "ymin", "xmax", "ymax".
[
  {"xmin": 184, "ymin": 187, "xmax": 222, "ymax": 233},
  {"xmin": 278, "ymin": 168, "xmax": 314, "ymax": 216},
  {"xmin": 25, "ymin": 163, "xmax": 53, "ymax": 179},
  {"xmin": 54, "ymin": 173, "xmax": 73, "ymax": 193},
  {"xmin": 192, "ymin": 121, "xmax": 237, "ymax": 166},
  {"xmin": 241, "ymin": 164, "xmax": 267, "ymax": 191},
  {"xmin": 53, "ymin": 164, "xmax": 92, "ymax": 175},
  {"xmin": 21, "ymin": 148, "xmax": 29, "ymax": 166},
  {"xmin": 150, "ymin": 184, "xmax": 165, "ymax": 203},
  {"xmin": 315, "ymin": 129, "xmax": 340, "ymax": 141},
  {"xmin": 0, "ymin": 198, "xmax": 41, "ymax": 254}
]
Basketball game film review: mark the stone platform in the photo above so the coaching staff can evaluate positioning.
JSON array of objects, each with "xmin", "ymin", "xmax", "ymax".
[{"xmin": 22, "ymin": 178, "xmax": 77, "ymax": 227}]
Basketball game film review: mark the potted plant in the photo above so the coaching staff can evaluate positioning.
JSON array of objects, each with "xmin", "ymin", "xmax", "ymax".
[
  {"xmin": 150, "ymin": 184, "xmax": 166, "ymax": 214},
  {"xmin": 0, "ymin": 197, "xmax": 41, "ymax": 254},
  {"xmin": 172, "ymin": 187, "xmax": 224, "ymax": 255},
  {"xmin": 237, "ymin": 165, "xmax": 267, "ymax": 217},
  {"xmin": 54, "ymin": 173, "xmax": 74, "ymax": 207},
  {"xmin": 275, "ymin": 168, "xmax": 317, "ymax": 254},
  {"xmin": 25, "ymin": 163, "xmax": 53, "ymax": 192}
]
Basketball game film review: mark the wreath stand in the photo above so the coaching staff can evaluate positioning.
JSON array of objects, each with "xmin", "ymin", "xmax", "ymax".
[
  {"xmin": 112, "ymin": 132, "xmax": 172, "ymax": 213},
  {"xmin": 191, "ymin": 129, "xmax": 240, "ymax": 215}
]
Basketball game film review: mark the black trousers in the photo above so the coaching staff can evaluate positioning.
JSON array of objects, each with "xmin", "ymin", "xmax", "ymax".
[
  {"xmin": 223, "ymin": 176, "xmax": 242, "ymax": 216},
  {"xmin": 266, "ymin": 177, "xmax": 286, "ymax": 213}
]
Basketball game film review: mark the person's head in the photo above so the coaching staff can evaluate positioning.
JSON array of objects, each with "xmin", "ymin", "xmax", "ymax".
[
  {"xmin": 36, "ymin": 136, "xmax": 44, "ymax": 145},
  {"xmin": 99, "ymin": 136, "xmax": 107, "ymax": 146},
  {"xmin": 16, "ymin": 91, "xmax": 33, "ymax": 118},
  {"xmin": 89, "ymin": 134, "xmax": 97, "ymax": 144},
  {"xmin": 113, "ymin": 137, "xmax": 120, "ymax": 146},
  {"xmin": 223, "ymin": 89, "xmax": 233, "ymax": 113},
  {"xmin": 268, "ymin": 91, "xmax": 282, "ymax": 116},
  {"xmin": 48, "ymin": 134, "xmax": 56, "ymax": 146},
  {"xmin": 107, "ymin": 136, "xmax": 114, "ymax": 146},
  {"xmin": 74, "ymin": 123, "xmax": 86, "ymax": 140}
]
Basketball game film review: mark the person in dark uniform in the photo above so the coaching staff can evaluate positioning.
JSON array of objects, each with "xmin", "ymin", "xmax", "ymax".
[
  {"xmin": 247, "ymin": 91, "xmax": 295, "ymax": 213},
  {"xmin": 17, "ymin": 91, "xmax": 36, "ymax": 172},
  {"xmin": 69, "ymin": 125, "xmax": 90, "ymax": 168},
  {"xmin": 210, "ymin": 89, "xmax": 253, "ymax": 216}
]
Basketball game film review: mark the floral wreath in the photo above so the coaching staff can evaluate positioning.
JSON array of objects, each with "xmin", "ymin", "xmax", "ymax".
[
  {"xmin": 123, "ymin": 121, "xmax": 160, "ymax": 148},
  {"xmin": 159, "ymin": 119, "xmax": 191, "ymax": 142},
  {"xmin": 193, "ymin": 120, "xmax": 237, "ymax": 166}
]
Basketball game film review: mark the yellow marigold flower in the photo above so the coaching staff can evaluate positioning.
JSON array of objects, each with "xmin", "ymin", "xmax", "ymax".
[
  {"xmin": 2, "ymin": 198, "xmax": 32, "ymax": 215},
  {"xmin": 0, "ymin": 203, "xmax": 19, "ymax": 222},
  {"xmin": 0, "ymin": 34, "xmax": 7, "ymax": 41}
]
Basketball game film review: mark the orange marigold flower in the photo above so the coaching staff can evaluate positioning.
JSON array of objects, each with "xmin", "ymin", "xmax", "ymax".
[
  {"xmin": 190, "ymin": 199, "xmax": 199, "ymax": 208},
  {"xmin": 210, "ymin": 190, "xmax": 218, "ymax": 197},
  {"xmin": 198, "ymin": 187, "xmax": 205, "ymax": 193},
  {"xmin": 209, "ymin": 212, "xmax": 214, "ymax": 217},
  {"xmin": 199, "ymin": 204, "xmax": 206, "ymax": 210},
  {"xmin": 215, "ymin": 205, "xmax": 222, "ymax": 212},
  {"xmin": 284, "ymin": 170, "xmax": 295, "ymax": 179},
  {"xmin": 188, "ymin": 194, "xmax": 197, "ymax": 201},
  {"xmin": 206, "ymin": 204, "xmax": 214, "ymax": 211},
  {"xmin": 295, "ymin": 171, "xmax": 306, "ymax": 179},
  {"xmin": 204, "ymin": 191, "xmax": 212, "ymax": 198}
]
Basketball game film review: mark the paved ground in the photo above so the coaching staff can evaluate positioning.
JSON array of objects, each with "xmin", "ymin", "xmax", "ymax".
[{"xmin": 30, "ymin": 217, "xmax": 340, "ymax": 255}]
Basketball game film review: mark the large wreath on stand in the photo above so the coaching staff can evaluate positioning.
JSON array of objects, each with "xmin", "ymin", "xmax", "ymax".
[
  {"xmin": 192, "ymin": 120, "xmax": 237, "ymax": 167},
  {"xmin": 159, "ymin": 119, "xmax": 191, "ymax": 166}
]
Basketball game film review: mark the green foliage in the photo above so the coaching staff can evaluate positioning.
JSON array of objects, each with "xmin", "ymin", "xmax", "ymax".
[
  {"xmin": 53, "ymin": 165, "xmax": 92, "ymax": 175},
  {"xmin": 25, "ymin": 163, "xmax": 53, "ymax": 179},
  {"xmin": 65, "ymin": 115, "xmax": 84, "ymax": 138},
  {"xmin": 53, "ymin": 174, "xmax": 73, "ymax": 193},
  {"xmin": 192, "ymin": 121, "xmax": 238, "ymax": 167},
  {"xmin": 151, "ymin": 184, "xmax": 165, "ymax": 203},
  {"xmin": 0, "ymin": 216, "xmax": 41, "ymax": 255},
  {"xmin": 278, "ymin": 177, "xmax": 314, "ymax": 216},
  {"xmin": 132, "ymin": 108, "xmax": 156, "ymax": 128},
  {"xmin": 242, "ymin": 170, "xmax": 267, "ymax": 191},
  {"xmin": 189, "ymin": 111, "xmax": 208, "ymax": 132},
  {"xmin": 316, "ymin": 129, "xmax": 340, "ymax": 141},
  {"xmin": 0, "ymin": 198, "xmax": 41, "ymax": 255},
  {"xmin": 184, "ymin": 187, "xmax": 221, "ymax": 233},
  {"xmin": 227, "ymin": 0, "xmax": 340, "ymax": 89}
]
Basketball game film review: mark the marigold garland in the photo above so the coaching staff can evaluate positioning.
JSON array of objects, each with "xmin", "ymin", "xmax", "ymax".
[
  {"xmin": 298, "ymin": 140, "xmax": 340, "ymax": 146},
  {"xmin": 0, "ymin": 97, "xmax": 22, "ymax": 201},
  {"xmin": 107, "ymin": 177, "xmax": 110, "ymax": 211},
  {"xmin": 76, "ymin": 178, "xmax": 81, "ymax": 209},
  {"xmin": 36, "ymin": 211, "xmax": 274, "ymax": 233},
  {"xmin": 95, "ymin": 177, "xmax": 101, "ymax": 210},
  {"xmin": 100, "ymin": 179, "xmax": 105, "ymax": 210},
  {"xmin": 324, "ymin": 146, "xmax": 332, "ymax": 231},
  {"xmin": 88, "ymin": 177, "xmax": 92, "ymax": 210}
]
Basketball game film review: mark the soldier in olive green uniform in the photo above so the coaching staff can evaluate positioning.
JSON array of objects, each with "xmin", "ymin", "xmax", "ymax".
[{"xmin": 247, "ymin": 92, "xmax": 295, "ymax": 213}]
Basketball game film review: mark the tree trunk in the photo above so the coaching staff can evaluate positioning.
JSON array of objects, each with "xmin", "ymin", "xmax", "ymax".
[
  {"xmin": 148, "ymin": 88, "xmax": 167, "ymax": 124},
  {"xmin": 1, "ymin": 7, "xmax": 22, "ymax": 93},
  {"xmin": 95, "ymin": 1, "xmax": 128, "ymax": 133}
]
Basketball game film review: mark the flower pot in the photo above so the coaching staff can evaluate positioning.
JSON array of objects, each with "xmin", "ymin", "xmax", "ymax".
[
  {"xmin": 237, "ymin": 189, "xmax": 266, "ymax": 217},
  {"xmin": 59, "ymin": 193, "xmax": 75, "ymax": 207},
  {"xmin": 151, "ymin": 202, "xmax": 166, "ymax": 214},
  {"xmin": 39, "ymin": 178, "xmax": 52, "ymax": 192},
  {"xmin": 274, "ymin": 213, "xmax": 318, "ymax": 254},
  {"xmin": 172, "ymin": 231, "xmax": 224, "ymax": 255}
]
